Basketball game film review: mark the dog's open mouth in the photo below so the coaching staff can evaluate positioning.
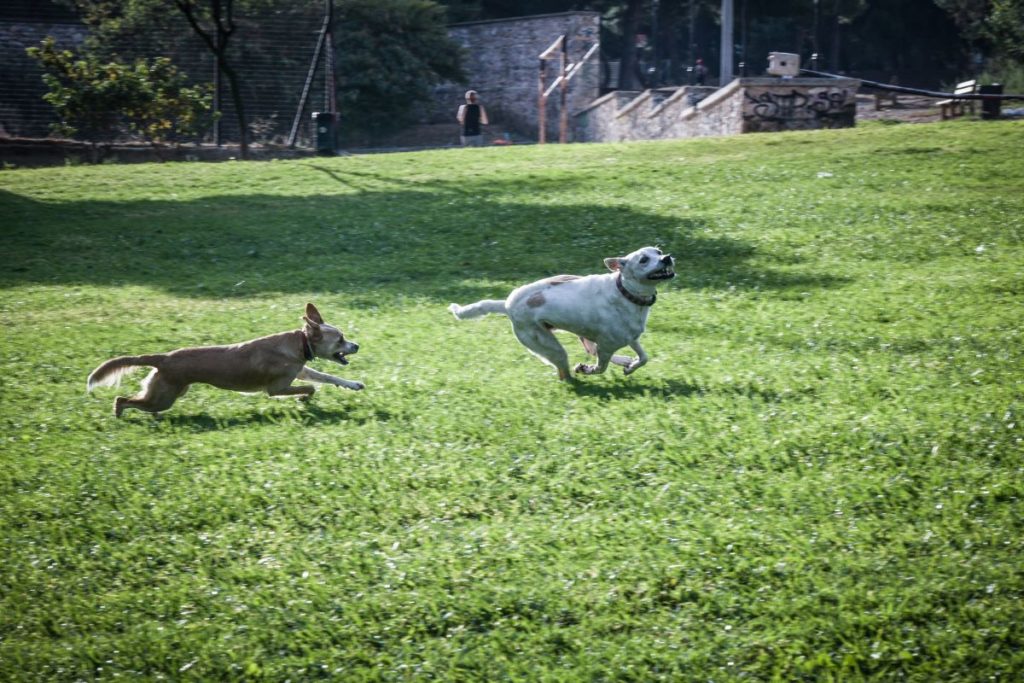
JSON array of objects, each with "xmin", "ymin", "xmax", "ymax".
[
  {"xmin": 647, "ymin": 265, "xmax": 676, "ymax": 280},
  {"xmin": 333, "ymin": 352, "xmax": 350, "ymax": 365}
]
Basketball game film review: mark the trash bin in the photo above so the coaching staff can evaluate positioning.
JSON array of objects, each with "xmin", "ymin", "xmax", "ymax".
[
  {"xmin": 312, "ymin": 111, "xmax": 337, "ymax": 155},
  {"xmin": 979, "ymin": 83, "xmax": 1003, "ymax": 120}
]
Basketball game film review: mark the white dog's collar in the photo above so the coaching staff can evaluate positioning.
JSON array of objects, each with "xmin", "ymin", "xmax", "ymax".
[{"xmin": 616, "ymin": 273, "xmax": 656, "ymax": 306}]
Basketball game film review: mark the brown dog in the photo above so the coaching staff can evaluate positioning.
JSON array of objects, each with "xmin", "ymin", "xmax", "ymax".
[{"xmin": 87, "ymin": 303, "xmax": 362, "ymax": 416}]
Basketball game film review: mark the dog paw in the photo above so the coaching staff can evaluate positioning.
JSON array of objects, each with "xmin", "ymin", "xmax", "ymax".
[
  {"xmin": 574, "ymin": 363, "xmax": 595, "ymax": 375},
  {"xmin": 348, "ymin": 382, "xmax": 365, "ymax": 391}
]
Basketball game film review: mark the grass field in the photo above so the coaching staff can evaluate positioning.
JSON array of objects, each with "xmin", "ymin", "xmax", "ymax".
[{"xmin": 2, "ymin": 120, "xmax": 1023, "ymax": 681}]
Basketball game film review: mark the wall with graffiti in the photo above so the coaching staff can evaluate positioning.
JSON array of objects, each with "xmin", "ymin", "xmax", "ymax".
[
  {"xmin": 742, "ymin": 82, "xmax": 858, "ymax": 132},
  {"xmin": 574, "ymin": 77, "xmax": 860, "ymax": 143}
]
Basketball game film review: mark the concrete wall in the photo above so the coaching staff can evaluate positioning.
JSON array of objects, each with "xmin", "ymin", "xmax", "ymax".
[
  {"xmin": 430, "ymin": 12, "xmax": 601, "ymax": 142},
  {"xmin": 575, "ymin": 77, "xmax": 860, "ymax": 143}
]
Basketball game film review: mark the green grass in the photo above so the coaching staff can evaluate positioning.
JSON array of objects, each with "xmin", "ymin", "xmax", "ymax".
[{"xmin": 2, "ymin": 120, "xmax": 1023, "ymax": 681}]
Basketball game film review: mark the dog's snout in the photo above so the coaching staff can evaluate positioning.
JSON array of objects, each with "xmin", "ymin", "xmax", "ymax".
[
  {"xmin": 661, "ymin": 254, "xmax": 674, "ymax": 264},
  {"xmin": 350, "ymin": 342, "xmax": 360, "ymax": 353}
]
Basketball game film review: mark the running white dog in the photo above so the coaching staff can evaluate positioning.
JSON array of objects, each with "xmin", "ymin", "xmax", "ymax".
[{"xmin": 449, "ymin": 247, "xmax": 675, "ymax": 380}]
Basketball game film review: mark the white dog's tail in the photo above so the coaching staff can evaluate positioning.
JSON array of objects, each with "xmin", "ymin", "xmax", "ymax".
[
  {"xmin": 448, "ymin": 300, "xmax": 507, "ymax": 320},
  {"xmin": 87, "ymin": 354, "xmax": 165, "ymax": 391}
]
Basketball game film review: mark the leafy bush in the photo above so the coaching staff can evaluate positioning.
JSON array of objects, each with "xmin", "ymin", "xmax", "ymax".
[
  {"xmin": 27, "ymin": 37, "xmax": 214, "ymax": 145},
  {"xmin": 980, "ymin": 57, "xmax": 1024, "ymax": 93}
]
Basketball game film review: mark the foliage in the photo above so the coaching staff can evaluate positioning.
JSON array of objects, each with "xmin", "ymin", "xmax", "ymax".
[
  {"xmin": 59, "ymin": 0, "xmax": 465, "ymax": 148},
  {"xmin": 334, "ymin": 0, "xmax": 466, "ymax": 144},
  {"xmin": 935, "ymin": 0, "xmax": 1024, "ymax": 62},
  {"xmin": 26, "ymin": 36, "xmax": 213, "ymax": 144},
  {"xmin": 2, "ymin": 121, "xmax": 1024, "ymax": 680}
]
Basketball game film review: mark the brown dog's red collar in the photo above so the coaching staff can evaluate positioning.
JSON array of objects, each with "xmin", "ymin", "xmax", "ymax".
[
  {"xmin": 301, "ymin": 332, "xmax": 314, "ymax": 361},
  {"xmin": 616, "ymin": 272, "xmax": 656, "ymax": 306}
]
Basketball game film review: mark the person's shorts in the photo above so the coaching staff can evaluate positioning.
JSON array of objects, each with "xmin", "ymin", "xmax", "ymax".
[{"xmin": 461, "ymin": 134, "xmax": 484, "ymax": 147}]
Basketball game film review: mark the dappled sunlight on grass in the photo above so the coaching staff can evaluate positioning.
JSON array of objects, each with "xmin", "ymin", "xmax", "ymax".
[{"xmin": 1, "ymin": 121, "xmax": 1023, "ymax": 680}]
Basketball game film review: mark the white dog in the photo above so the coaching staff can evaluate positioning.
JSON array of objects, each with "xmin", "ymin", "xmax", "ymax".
[{"xmin": 449, "ymin": 247, "xmax": 675, "ymax": 380}]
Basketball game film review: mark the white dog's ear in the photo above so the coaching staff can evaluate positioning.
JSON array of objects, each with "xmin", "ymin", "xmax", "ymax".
[
  {"xmin": 604, "ymin": 257, "xmax": 625, "ymax": 272},
  {"xmin": 304, "ymin": 303, "xmax": 324, "ymax": 325}
]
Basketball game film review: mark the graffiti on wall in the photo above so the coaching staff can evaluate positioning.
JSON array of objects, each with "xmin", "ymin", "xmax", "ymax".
[{"xmin": 743, "ymin": 88, "xmax": 853, "ymax": 121}]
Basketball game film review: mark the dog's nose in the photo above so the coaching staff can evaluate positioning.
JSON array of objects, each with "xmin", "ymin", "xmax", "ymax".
[
  {"xmin": 662, "ymin": 254, "xmax": 674, "ymax": 264},
  {"xmin": 351, "ymin": 343, "xmax": 359, "ymax": 352}
]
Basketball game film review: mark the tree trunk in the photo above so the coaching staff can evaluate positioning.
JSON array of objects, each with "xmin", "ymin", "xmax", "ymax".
[
  {"xmin": 219, "ymin": 52, "xmax": 248, "ymax": 158},
  {"xmin": 174, "ymin": 0, "xmax": 248, "ymax": 159},
  {"xmin": 619, "ymin": 0, "xmax": 643, "ymax": 90}
]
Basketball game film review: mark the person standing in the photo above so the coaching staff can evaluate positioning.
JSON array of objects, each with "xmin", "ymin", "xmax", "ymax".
[
  {"xmin": 457, "ymin": 90, "xmax": 489, "ymax": 147},
  {"xmin": 694, "ymin": 58, "xmax": 708, "ymax": 86}
]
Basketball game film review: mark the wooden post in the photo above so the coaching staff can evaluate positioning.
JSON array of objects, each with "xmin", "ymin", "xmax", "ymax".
[{"xmin": 538, "ymin": 58, "xmax": 547, "ymax": 144}]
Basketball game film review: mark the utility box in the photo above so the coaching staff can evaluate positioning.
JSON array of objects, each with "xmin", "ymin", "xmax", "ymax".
[
  {"xmin": 979, "ymin": 83, "xmax": 1003, "ymax": 119},
  {"xmin": 312, "ymin": 111, "xmax": 337, "ymax": 155},
  {"xmin": 767, "ymin": 52, "xmax": 800, "ymax": 77}
]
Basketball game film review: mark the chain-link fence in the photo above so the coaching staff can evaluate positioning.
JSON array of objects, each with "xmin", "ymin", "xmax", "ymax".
[{"xmin": 1, "ymin": 7, "xmax": 331, "ymax": 147}]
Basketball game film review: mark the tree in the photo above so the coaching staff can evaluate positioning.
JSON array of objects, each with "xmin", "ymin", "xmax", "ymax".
[
  {"xmin": 936, "ymin": 0, "xmax": 1024, "ymax": 62},
  {"xmin": 171, "ymin": 0, "xmax": 250, "ymax": 157},
  {"xmin": 59, "ymin": 0, "xmax": 464, "ymax": 150},
  {"xmin": 334, "ymin": 0, "xmax": 466, "ymax": 144},
  {"xmin": 27, "ymin": 36, "xmax": 213, "ymax": 156},
  {"xmin": 62, "ymin": 0, "xmax": 278, "ymax": 158}
]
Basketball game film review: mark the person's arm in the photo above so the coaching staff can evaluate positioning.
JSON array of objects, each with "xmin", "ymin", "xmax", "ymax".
[
  {"xmin": 456, "ymin": 104, "xmax": 466, "ymax": 124},
  {"xmin": 479, "ymin": 106, "xmax": 489, "ymax": 126}
]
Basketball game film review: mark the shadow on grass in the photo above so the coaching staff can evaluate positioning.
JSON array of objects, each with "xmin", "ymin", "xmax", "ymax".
[
  {"xmin": 0, "ymin": 170, "xmax": 849, "ymax": 302},
  {"xmin": 150, "ymin": 402, "xmax": 393, "ymax": 431},
  {"xmin": 570, "ymin": 376, "xmax": 815, "ymax": 403}
]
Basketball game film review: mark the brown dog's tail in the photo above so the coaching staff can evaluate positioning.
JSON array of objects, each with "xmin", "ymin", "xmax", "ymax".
[{"xmin": 87, "ymin": 354, "xmax": 165, "ymax": 392}]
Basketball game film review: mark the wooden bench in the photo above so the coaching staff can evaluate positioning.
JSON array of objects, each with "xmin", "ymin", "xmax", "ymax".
[{"xmin": 937, "ymin": 79, "xmax": 977, "ymax": 119}]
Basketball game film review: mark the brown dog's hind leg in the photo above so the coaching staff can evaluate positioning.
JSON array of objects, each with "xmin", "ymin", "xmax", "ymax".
[{"xmin": 115, "ymin": 370, "xmax": 188, "ymax": 416}]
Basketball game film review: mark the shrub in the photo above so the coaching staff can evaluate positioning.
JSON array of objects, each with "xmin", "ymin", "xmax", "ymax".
[{"xmin": 27, "ymin": 37, "xmax": 214, "ymax": 146}]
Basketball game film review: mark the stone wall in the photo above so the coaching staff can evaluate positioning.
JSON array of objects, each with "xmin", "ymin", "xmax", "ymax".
[
  {"xmin": 429, "ymin": 12, "xmax": 601, "ymax": 143},
  {"xmin": 575, "ymin": 77, "xmax": 860, "ymax": 143}
]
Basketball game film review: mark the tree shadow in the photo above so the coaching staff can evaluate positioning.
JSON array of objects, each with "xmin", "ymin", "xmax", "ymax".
[
  {"xmin": 570, "ymin": 376, "xmax": 816, "ymax": 403},
  {"xmin": 0, "ymin": 170, "xmax": 849, "ymax": 303},
  {"xmin": 147, "ymin": 402, "xmax": 393, "ymax": 432}
]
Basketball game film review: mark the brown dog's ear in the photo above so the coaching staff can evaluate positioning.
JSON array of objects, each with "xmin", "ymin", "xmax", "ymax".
[
  {"xmin": 604, "ymin": 257, "xmax": 624, "ymax": 272},
  {"xmin": 304, "ymin": 303, "xmax": 324, "ymax": 325},
  {"xmin": 303, "ymin": 316, "xmax": 322, "ymax": 341}
]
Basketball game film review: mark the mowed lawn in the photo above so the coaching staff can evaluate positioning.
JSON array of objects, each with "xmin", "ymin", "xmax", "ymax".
[{"xmin": 1, "ymin": 120, "xmax": 1022, "ymax": 681}]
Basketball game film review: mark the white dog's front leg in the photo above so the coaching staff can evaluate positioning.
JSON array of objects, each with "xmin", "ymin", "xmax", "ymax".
[
  {"xmin": 574, "ymin": 349, "xmax": 613, "ymax": 376},
  {"xmin": 622, "ymin": 340, "xmax": 649, "ymax": 375},
  {"xmin": 297, "ymin": 366, "xmax": 365, "ymax": 391}
]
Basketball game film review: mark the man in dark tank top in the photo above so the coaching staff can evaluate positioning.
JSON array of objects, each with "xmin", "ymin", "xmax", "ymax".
[{"xmin": 457, "ymin": 89, "xmax": 489, "ymax": 146}]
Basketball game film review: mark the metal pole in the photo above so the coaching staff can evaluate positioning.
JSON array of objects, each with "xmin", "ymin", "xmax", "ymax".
[
  {"xmin": 325, "ymin": 0, "xmax": 336, "ymax": 115},
  {"xmin": 213, "ymin": 31, "xmax": 222, "ymax": 146},
  {"xmin": 286, "ymin": 13, "xmax": 328, "ymax": 148},
  {"xmin": 719, "ymin": 0, "xmax": 734, "ymax": 84},
  {"xmin": 812, "ymin": 0, "xmax": 820, "ymax": 67},
  {"xmin": 559, "ymin": 35, "xmax": 568, "ymax": 143}
]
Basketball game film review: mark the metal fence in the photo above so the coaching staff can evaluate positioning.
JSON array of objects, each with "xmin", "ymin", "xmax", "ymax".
[{"xmin": 1, "ymin": 9, "xmax": 331, "ymax": 146}]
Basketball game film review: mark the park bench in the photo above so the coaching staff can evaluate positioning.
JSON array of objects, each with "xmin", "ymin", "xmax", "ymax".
[{"xmin": 937, "ymin": 79, "xmax": 977, "ymax": 119}]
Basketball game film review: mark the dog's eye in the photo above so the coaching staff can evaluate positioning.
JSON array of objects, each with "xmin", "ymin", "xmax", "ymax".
[{"xmin": 640, "ymin": 256, "xmax": 649, "ymax": 264}]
